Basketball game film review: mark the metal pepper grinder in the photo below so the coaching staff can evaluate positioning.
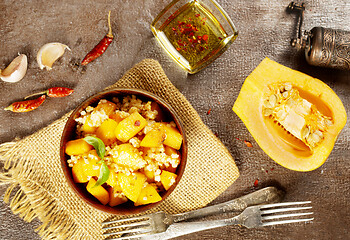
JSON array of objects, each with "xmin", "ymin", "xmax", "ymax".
[{"xmin": 288, "ymin": 2, "xmax": 350, "ymax": 70}]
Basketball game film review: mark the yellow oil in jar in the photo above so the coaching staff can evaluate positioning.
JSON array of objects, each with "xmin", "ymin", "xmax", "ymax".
[{"xmin": 152, "ymin": 1, "xmax": 237, "ymax": 73}]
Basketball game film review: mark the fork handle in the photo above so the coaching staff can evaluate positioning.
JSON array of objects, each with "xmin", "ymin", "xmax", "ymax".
[
  {"xmin": 171, "ymin": 186, "xmax": 283, "ymax": 222},
  {"xmin": 141, "ymin": 217, "xmax": 240, "ymax": 240}
]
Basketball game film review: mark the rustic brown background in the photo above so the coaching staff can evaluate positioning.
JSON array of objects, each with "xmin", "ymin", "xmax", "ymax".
[{"xmin": 0, "ymin": 0, "xmax": 349, "ymax": 239}]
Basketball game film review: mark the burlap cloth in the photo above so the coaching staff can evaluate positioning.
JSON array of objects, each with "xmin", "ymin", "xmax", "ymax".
[{"xmin": 0, "ymin": 59, "xmax": 239, "ymax": 240}]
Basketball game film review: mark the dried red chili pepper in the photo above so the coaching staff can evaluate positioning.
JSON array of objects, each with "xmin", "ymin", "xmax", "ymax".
[
  {"xmin": 4, "ymin": 95, "xmax": 46, "ymax": 112},
  {"xmin": 47, "ymin": 87, "xmax": 74, "ymax": 97},
  {"xmin": 254, "ymin": 179, "xmax": 259, "ymax": 187},
  {"xmin": 81, "ymin": 11, "xmax": 114, "ymax": 65},
  {"xmin": 244, "ymin": 140, "xmax": 253, "ymax": 147},
  {"xmin": 25, "ymin": 87, "xmax": 74, "ymax": 99},
  {"xmin": 207, "ymin": 108, "xmax": 212, "ymax": 115}
]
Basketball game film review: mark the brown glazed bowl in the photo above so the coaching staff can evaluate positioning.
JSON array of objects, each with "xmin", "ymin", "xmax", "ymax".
[{"xmin": 60, "ymin": 88, "xmax": 187, "ymax": 215}]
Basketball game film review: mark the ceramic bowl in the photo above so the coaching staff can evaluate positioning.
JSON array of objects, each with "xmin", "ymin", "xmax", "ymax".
[{"xmin": 60, "ymin": 88, "xmax": 187, "ymax": 215}]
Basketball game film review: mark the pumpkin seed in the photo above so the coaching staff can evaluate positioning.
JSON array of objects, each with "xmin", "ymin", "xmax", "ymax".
[
  {"xmin": 325, "ymin": 119, "xmax": 333, "ymax": 126},
  {"xmin": 318, "ymin": 121, "xmax": 327, "ymax": 132},
  {"xmin": 310, "ymin": 132, "xmax": 322, "ymax": 144},
  {"xmin": 275, "ymin": 109, "xmax": 287, "ymax": 120},
  {"xmin": 314, "ymin": 130, "xmax": 324, "ymax": 139},
  {"xmin": 284, "ymin": 83, "xmax": 292, "ymax": 91},
  {"xmin": 269, "ymin": 94, "xmax": 277, "ymax": 107},
  {"xmin": 306, "ymin": 134, "xmax": 317, "ymax": 147},
  {"xmin": 264, "ymin": 82, "xmax": 332, "ymax": 149},
  {"xmin": 264, "ymin": 99, "xmax": 272, "ymax": 108},
  {"xmin": 301, "ymin": 125, "xmax": 310, "ymax": 139},
  {"xmin": 286, "ymin": 98, "xmax": 294, "ymax": 107},
  {"xmin": 263, "ymin": 108, "xmax": 273, "ymax": 116}
]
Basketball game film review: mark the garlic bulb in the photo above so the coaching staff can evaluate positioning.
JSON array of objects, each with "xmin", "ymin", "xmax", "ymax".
[
  {"xmin": 37, "ymin": 42, "xmax": 70, "ymax": 70},
  {"xmin": 0, "ymin": 54, "xmax": 28, "ymax": 83}
]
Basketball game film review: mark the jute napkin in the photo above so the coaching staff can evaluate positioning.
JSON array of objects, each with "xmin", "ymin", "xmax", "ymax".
[{"xmin": 0, "ymin": 59, "xmax": 239, "ymax": 240}]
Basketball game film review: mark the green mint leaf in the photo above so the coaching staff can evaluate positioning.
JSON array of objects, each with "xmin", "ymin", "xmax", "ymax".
[
  {"xmin": 93, "ymin": 162, "xmax": 110, "ymax": 188},
  {"xmin": 84, "ymin": 136, "xmax": 105, "ymax": 161}
]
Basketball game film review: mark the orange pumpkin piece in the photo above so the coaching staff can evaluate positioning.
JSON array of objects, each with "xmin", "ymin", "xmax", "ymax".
[
  {"xmin": 84, "ymin": 150, "xmax": 101, "ymax": 177},
  {"xmin": 140, "ymin": 127, "xmax": 166, "ymax": 148},
  {"xmin": 162, "ymin": 124, "xmax": 183, "ymax": 150},
  {"xmin": 86, "ymin": 178, "xmax": 109, "ymax": 205},
  {"xmin": 106, "ymin": 168, "xmax": 118, "ymax": 187},
  {"xmin": 65, "ymin": 139, "xmax": 93, "ymax": 156},
  {"xmin": 81, "ymin": 115, "xmax": 97, "ymax": 134},
  {"xmin": 109, "ymin": 113, "xmax": 124, "ymax": 124},
  {"xmin": 108, "ymin": 186, "xmax": 128, "ymax": 207},
  {"xmin": 96, "ymin": 118, "xmax": 118, "ymax": 146},
  {"xmin": 135, "ymin": 184, "xmax": 162, "ymax": 206},
  {"xmin": 95, "ymin": 100, "xmax": 117, "ymax": 116},
  {"xmin": 71, "ymin": 151, "xmax": 100, "ymax": 183},
  {"xmin": 160, "ymin": 170, "xmax": 177, "ymax": 190},
  {"xmin": 117, "ymin": 172, "xmax": 147, "ymax": 202},
  {"xmin": 115, "ymin": 112, "xmax": 147, "ymax": 142},
  {"xmin": 143, "ymin": 168, "xmax": 156, "ymax": 182},
  {"xmin": 72, "ymin": 159, "xmax": 88, "ymax": 183},
  {"xmin": 112, "ymin": 143, "xmax": 146, "ymax": 170}
]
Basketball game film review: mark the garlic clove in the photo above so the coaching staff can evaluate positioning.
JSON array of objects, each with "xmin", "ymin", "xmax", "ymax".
[
  {"xmin": 37, "ymin": 42, "xmax": 71, "ymax": 70},
  {"xmin": 0, "ymin": 54, "xmax": 28, "ymax": 83}
]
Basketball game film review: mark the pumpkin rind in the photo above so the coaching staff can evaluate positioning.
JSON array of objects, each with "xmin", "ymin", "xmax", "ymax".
[{"xmin": 232, "ymin": 58, "xmax": 347, "ymax": 171}]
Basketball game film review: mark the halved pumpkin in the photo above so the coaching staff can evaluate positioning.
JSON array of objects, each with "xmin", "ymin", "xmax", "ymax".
[{"xmin": 232, "ymin": 58, "xmax": 347, "ymax": 171}]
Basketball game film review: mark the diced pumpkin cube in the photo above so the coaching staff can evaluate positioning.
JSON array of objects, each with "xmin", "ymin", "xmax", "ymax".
[
  {"xmin": 95, "ymin": 100, "xmax": 117, "ymax": 116},
  {"xmin": 135, "ymin": 184, "xmax": 162, "ymax": 206},
  {"xmin": 84, "ymin": 150, "xmax": 101, "ymax": 177},
  {"xmin": 140, "ymin": 127, "xmax": 166, "ymax": 148},
  {"xmin": 162, "ymin": 124, "xmax": 183, "ymax": 150},
  {"xmin": 96, "ymin": 119, "xmax": 118, "ymax": 146},
  {"xmin": 109, "ymin": 113, "xmax": 124, "ymax": 124},
  {"xmin": 117, "ymin": 172, "xmax": 147, "ymax": 202},
  {"xmin": 115, "ymin": 112, "xmax": 147, "ymax": 142},
  {"xmin": 86, "ymin": 178, "xmax": 109, "ymax": 205},
  {"xmin": 151, "ymin": 102, "xmax": 166, "ymax": 122},
  {"xmin": 108, "ymin": 187, "xmax": 128, "ymax": 207},
  {"xmin": 82, "ymin": 115, "xmax": 97, "ymax": 134},
  {"xmin": 65, "ymin": 139, "xmax": 93, "ymax": 156},
  {"xmin": 106, "ymin": 168, "xmax": 118, "ymax": 187},
  {"xmin": 143, "ymin": 168, "xmax": 155, "ymax": 182},
  {"xmin": 71, "ymin": 151, "xmax": 100, "ymax": 183},
  {"xmin": 112, "ymin": 143, "xmax": 146, "ymax": 170},
  {"xmin": 72, "ymin": 159, "xmax": 88, "ymax": 183},
  {"xmin": 160, "ymin": 170, "xmax": 177, "ymax": 190}
]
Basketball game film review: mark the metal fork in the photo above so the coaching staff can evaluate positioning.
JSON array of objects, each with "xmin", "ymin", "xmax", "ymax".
[
  {"xmin": 104, "ymin": 201, "xmax": 313, "ymax": 240},
  {"xmin": 102, "ymin": 187, "xmax": 284, "ymax": 239}
]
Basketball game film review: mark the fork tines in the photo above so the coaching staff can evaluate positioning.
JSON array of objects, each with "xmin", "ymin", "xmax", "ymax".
[
  {"xmin": 259, "ymin": 201, "xmax": 314, "ymax": 226},
  {"xmin": 102, "ymin": 215, "xmax": 153, "ymax": 239}
]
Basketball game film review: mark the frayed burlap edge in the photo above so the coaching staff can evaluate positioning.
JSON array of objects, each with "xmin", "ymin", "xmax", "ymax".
[
  {"xmin": 0, "ymin": 59, "xmax": 239, "ymax": 239},
  {"xmin": 0, "ymin": 116, "xmax": 95, "ymax": 240}
]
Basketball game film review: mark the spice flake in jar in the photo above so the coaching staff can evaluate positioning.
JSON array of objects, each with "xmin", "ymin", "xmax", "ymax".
[{"xmin": 151, "ymin": 0, "xmax": 238, "ymax": 73}]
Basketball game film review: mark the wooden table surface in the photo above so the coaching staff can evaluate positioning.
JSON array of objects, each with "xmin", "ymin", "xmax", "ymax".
[{"xmin": 1, "ymin": 0, "xmax": 349, "ymax": 239}]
